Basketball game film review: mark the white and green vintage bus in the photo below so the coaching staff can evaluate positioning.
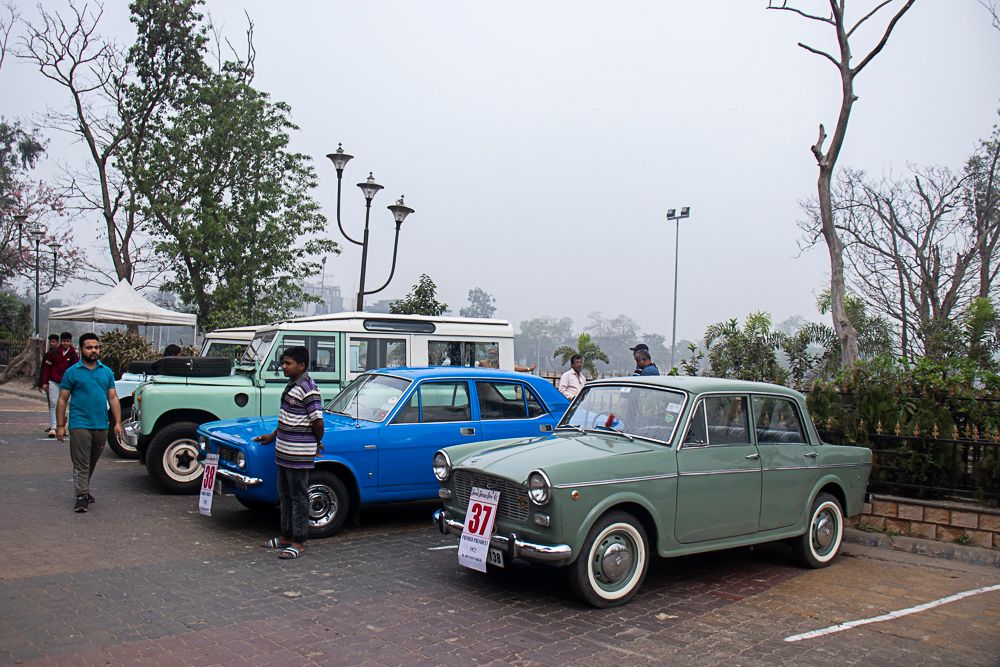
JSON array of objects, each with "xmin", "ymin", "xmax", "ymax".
[{"xmin": 125, "ymin": 312, "xmax": 516, "ymax": 493}]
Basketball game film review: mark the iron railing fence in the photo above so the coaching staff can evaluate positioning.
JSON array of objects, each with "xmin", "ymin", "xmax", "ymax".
[{"xmin": 818, "ymin": 429, "xmax": 999, "ymax": 505}]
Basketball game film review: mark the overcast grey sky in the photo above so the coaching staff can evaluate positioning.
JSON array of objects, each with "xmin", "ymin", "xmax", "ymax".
[{"xmin": 4, "ymin": 1, "xmax": 999, "ymax": 342}]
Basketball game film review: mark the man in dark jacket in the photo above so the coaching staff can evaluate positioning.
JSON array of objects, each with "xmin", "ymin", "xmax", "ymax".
[{"xmin": 40, "ymin": 332, "xmax": 79, "ymax": 437}]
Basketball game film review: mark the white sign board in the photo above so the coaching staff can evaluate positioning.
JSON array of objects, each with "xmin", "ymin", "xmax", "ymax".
[
  {"xmin": 458, "ymin": 486, "xmax": 501, "ymax": 572},
  {"xmin": 198, "ymin": 453, "xmax": 219, "ymax": 516}
]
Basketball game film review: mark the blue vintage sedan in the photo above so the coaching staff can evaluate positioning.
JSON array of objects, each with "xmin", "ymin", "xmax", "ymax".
[{"xmin": 197, "ymin": 367, "xmax": 570, "ymax": 538}]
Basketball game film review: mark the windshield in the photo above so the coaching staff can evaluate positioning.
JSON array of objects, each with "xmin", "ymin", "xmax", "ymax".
[
  {"xmin": 558, "ymin": 384, "xmax": 686, "ymax": 444},
  {"xmin": 326, "ymin": 373, "xmax": 411, "ymax": 422},
  {"xmin": 239, "ymin": 332, "xmax": 275, "ymax": 365}
]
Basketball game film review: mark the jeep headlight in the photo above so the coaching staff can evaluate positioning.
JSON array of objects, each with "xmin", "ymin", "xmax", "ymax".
[
  {"xmin": 527, "ymin": 470, "xmax": 551, "ymax": 506},
  {"xmin": 432, "ymin": 450, "xmax": 451, "ymax": 482}
]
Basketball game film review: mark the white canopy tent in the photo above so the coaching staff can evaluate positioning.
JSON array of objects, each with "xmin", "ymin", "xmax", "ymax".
[{"xmin": 48, "ymin": 279, "xmax": 197, "ymax": 338}]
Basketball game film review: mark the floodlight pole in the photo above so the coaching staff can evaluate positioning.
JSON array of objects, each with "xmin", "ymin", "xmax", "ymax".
[{"xmin": 666, "ymin": 207, "xmax": 691, "ymax": 370}]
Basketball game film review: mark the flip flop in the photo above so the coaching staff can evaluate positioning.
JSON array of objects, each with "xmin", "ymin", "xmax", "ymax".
[
  {"xmin": 262, "ymin": 537, "xmax": 288, "ymax": 549},
  {"xmin": 279, "ymin": 546, "xmax": 302, "ymax": 559}
]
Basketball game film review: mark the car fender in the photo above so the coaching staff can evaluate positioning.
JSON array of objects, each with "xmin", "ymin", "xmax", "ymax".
[
  {"xmin": 565, "ymin": 489, "xmax": 664, "ymax": 562},
  {"xmin": 800, "ymin": 474, "xmax": 853, "ymax": 526}
]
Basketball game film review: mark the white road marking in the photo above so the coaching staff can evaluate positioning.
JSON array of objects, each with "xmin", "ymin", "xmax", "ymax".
[
  {"xmin": 428, "ymin": 545, "xmax": 459, "ymax": 551},
  {"xmin": 784, "ymin": 583, "xmax": 1000, "ymax": 642}
]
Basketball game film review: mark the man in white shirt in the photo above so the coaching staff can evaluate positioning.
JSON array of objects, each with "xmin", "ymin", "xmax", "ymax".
[{"xmin": 558, "ymin": 354, "xmax": 586, "ymax": 400}]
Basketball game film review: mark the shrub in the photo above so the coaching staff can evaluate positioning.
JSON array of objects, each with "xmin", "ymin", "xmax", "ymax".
[{"xmin": 99, "ymin": 329, "xmax": 157, "ymax": 379}]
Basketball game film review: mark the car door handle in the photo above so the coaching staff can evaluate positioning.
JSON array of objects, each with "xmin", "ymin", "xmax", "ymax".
[
  {"xmin": 460, "ymin": 427, "xmax": 476, "ymax": 436},
  {"xmin": 804, "ymin": 451, "xmax": 818, "ymax": 458},
  {"xmin": 745, "ymin": 453, "xmax": 760, "ymax": 460},
  {"xmin": 364, "ymin": 444, "xmax": 376, "ymax": 450}
]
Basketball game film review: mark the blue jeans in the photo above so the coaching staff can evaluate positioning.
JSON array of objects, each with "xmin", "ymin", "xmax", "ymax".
[{"xmin": 277, "ymin": 465, "xmax": 310, "ymax": 543}]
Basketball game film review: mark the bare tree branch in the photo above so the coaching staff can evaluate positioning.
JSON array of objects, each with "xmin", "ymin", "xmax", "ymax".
[
  {"xmin": 852, "ymin": 0, "xmax": 917, "ymax": 75},
  {"xmin": 767, "ymin": 1, "xmax": 835, "ymax": 24}
]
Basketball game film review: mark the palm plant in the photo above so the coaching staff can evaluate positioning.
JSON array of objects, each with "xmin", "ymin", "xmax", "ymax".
[{"xmin": 553, "ymin": 333, "xmax": 609, "ymax": 378}]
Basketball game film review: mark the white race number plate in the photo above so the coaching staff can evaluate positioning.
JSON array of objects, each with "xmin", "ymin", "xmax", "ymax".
[
  {"xmin": 198, "ymin": 453, "xmax": 219, "ymax": 516},
  {"xmin": 458, "ymin": 486, "xmax": 501, "ymax": 573}
]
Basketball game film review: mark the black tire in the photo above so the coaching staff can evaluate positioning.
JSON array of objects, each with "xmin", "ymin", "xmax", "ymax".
[
  {"xmin": 793, "ymin": 492, "xmax": 845, "ymax": 568},
  {"xmin": 145, "ymin": 421, "xmax": 203, "ymax": 494},
  {"xmin": 107, "ymin": 398, "xmax": 139, "ymax": 459},
  {"xmin": 307, "ymin": 470, "xmax": 350, "ymax": 539},
  {"xmin": 568, "ymin": 511, "xmax": 649, "ymax": 608},
  {"xmin": 158, "ymin": 356, "xmax": 233, "ymax": 378},
  {"xmin": 126, "ymin": 360, "xmax": 157, "ymax": 374}
]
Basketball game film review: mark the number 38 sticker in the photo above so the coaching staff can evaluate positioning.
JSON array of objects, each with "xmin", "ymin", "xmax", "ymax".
[{"xmin": 458, "ymin": 486, "xmax": 500, "ymax": 572}]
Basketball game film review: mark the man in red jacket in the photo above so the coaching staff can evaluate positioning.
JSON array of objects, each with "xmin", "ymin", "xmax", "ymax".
[{"xmin": 40, "ymin": 332, "xmax": 79, "ymax": 437}]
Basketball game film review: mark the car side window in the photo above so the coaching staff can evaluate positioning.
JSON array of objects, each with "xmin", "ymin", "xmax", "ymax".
[
  {"xmin": 476, "ymin": 381, "xmax": 546, "ymax": 420},
  {"xmin": 268, "ymin": 335, "xmax": 338, "ymax": 375},
  {"xmin": 703, "ymin": 396, "xmax": 750, "ymax": 446},
  {"xmin": 752, "ymin": 395, "xmax": 807, "ymax": 444},
  {"xmin": 394, "ymin": 381, "xmax": 471, "ymax": 423}
]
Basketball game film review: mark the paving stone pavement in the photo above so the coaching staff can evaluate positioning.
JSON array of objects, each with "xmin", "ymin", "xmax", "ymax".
[{"xmin": 0, "ymin": 393, "xmax": 998, "ymax": 666}]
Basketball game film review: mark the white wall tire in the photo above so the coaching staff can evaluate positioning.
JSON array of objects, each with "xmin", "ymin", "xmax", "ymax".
[
  {"xmin": 568, "ymin": 511, "xmax": 649, "ymax": 608},
  {"xmin": 794, "ymin": 492, "xmax": 844, "ymax": 568}
]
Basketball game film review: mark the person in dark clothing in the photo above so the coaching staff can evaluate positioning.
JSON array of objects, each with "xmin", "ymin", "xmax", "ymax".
[
  {"xmin": 635, "ymin": 349, "xmax": 660, "ymax": 376},
  {"xmin": 163, "ymin": 344, "xmax": 181, "ymax": 357},
  {"xmin": 629, "ymin": 343, "xmax": 649, "ymax": 376},
  {"xmin": 40, "ymin": 332, "xmax": 80, "ymax": 437}
]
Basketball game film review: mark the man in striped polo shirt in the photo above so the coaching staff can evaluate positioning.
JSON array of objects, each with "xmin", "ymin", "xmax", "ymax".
[{"xmin": 253, "ymin": 346, "xmax": 325, "ymax": 559}]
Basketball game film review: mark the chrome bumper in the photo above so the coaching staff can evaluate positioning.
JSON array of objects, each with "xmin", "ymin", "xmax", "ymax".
[
  {"xmin": 433, "ymin": 509, "xmax": 573, "ymax": 564},
  {"xmin": 122, "ymin": 419, "xmax": 140, "ymax": 447},
  {"xmin": 215, "ymin": 468, "xmax": 263, "ymax": 487}
]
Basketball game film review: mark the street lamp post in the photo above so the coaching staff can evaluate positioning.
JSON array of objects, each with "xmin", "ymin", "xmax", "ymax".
[
  {"xmin": 14, "ymin": 214, "xmax": 61, "ymax": 339},
  {"xmin": 666, "ymin": 206, "xmax": 691, "ymax": 370},
  {"xmin": 326, "ymin": 144, "xmax": 414, "ymax": 311}
]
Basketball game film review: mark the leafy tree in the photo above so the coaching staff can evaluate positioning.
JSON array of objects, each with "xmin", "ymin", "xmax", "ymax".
[
  {"xmin": 135, "ymin": 46, "xmax": 335, "ymax": 329},
  {"xmin": 19, "ymin": 0, "xmax": 209, "ymax": 286},
  {"xmin": 459, "ymin": 287, "xmax": 496, "ymax": 318},
  {"xmin": 553, "ymin": 333, "xmax": 609, "ymax": 378},
  {"xmin": 0, "ymin": 291, "xmax": 30, "ymax": 339},
  {"xmin": 390, "ymin": 274, "xmax": 447, "ymax": 316},
  {"xmin": 704, "ymin": 312, "xmax": 788, "ymax": 384},
  {"xmin": 585, "ymin": 312, "xmax": 640, "ymax": 372}
]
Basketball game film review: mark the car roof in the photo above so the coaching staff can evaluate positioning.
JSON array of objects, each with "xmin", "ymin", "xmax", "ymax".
[
  {"xmin": 365, "ymin": 366, "xmax": 550, "ymax": 382},
  {"xmin": 589, "ymin": 374, "xmax": 805, "ymax": 400}
]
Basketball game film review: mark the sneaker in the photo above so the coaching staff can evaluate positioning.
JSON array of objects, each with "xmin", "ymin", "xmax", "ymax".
[{"xmin": 74, "ymin": 495, "xmax": 89, "ymax": 513}]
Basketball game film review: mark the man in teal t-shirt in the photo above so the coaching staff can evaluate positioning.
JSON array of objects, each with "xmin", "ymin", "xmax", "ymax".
[{"xmin": 56, "ymin": 333, "xmax": 123, "ymax": 513}]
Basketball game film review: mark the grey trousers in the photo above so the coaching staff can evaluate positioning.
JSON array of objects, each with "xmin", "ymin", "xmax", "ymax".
[{"xmin": 70, "ymin": 429, "xmax": 107, "ymax": 496}]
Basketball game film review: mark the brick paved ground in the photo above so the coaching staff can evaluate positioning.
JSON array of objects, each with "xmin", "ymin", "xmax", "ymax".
[{"xmin": 1, "ymin": 392, "xmax": 998, "ymax": 666}]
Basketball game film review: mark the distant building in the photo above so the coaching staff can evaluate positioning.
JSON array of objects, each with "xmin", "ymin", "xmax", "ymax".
[
  {"xmin": 367, "ymin": 299, "xmax": 394, "ymax": 314},
  {"xmin": 293, "ymin": 282, "xmax": 345, "ymax": 317}
]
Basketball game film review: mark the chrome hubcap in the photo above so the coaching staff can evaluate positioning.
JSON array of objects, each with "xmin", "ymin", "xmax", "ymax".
[
  {"xmin": 814, "ymin": 512, "xmax": 834, "ymax": 550},
  {"xmin": 309, "ymin": 485, "xmax": 338, "ymax": 527},
  {"xmin": 600, "ymin": 542, "xmax": 632, "ymax": 582}
]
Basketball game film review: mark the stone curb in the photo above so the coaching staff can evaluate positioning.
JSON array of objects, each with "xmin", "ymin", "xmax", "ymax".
[
  {"xmin": 845, "ymin": 527, "xmax": 1000, "ymax": 568},
  {"xmin": 0, "ymin": 383, "xmax": 46, "ymax": 402}
]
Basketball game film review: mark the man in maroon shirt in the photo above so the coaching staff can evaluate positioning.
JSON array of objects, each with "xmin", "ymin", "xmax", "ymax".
[{"xmin": 40, "ymin": 332, "xmax": 79, "ymax": 437}]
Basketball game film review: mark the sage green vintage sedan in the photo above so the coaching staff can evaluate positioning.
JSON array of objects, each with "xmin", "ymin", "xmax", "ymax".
[{"xmin": 432, "ymin": 376, "xmax": 872, "ymax": 607}]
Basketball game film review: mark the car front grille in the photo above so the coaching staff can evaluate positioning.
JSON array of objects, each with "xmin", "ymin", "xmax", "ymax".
[
  {"xmin": 218, "ymin": 445, "xmax": 240, "ymax": 466},
  {"xmin": 453, "ymin": 470, "xmax": 529, "ymax": 522}
]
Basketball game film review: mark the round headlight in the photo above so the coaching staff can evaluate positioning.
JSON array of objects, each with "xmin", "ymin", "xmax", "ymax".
[
  {"xmin": 527, "ymin": 470, "xmax": 551, "ymax": 506},
  {"xmin": 432, "ymin": 450, "xmax": 452, "ymax": 482},
  {"xmin": 236, "ymin": 450, "xmax": 246, "ymax": 469}
]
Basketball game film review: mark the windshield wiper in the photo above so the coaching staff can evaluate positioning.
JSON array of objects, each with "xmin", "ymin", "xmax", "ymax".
[
  {"xmin": 558, "ymin": 423, "xmax": 586, "ymax": 434},
  {"xmin": 595, "ymin": 424, "xmax": 634, "ymax": 441}
]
